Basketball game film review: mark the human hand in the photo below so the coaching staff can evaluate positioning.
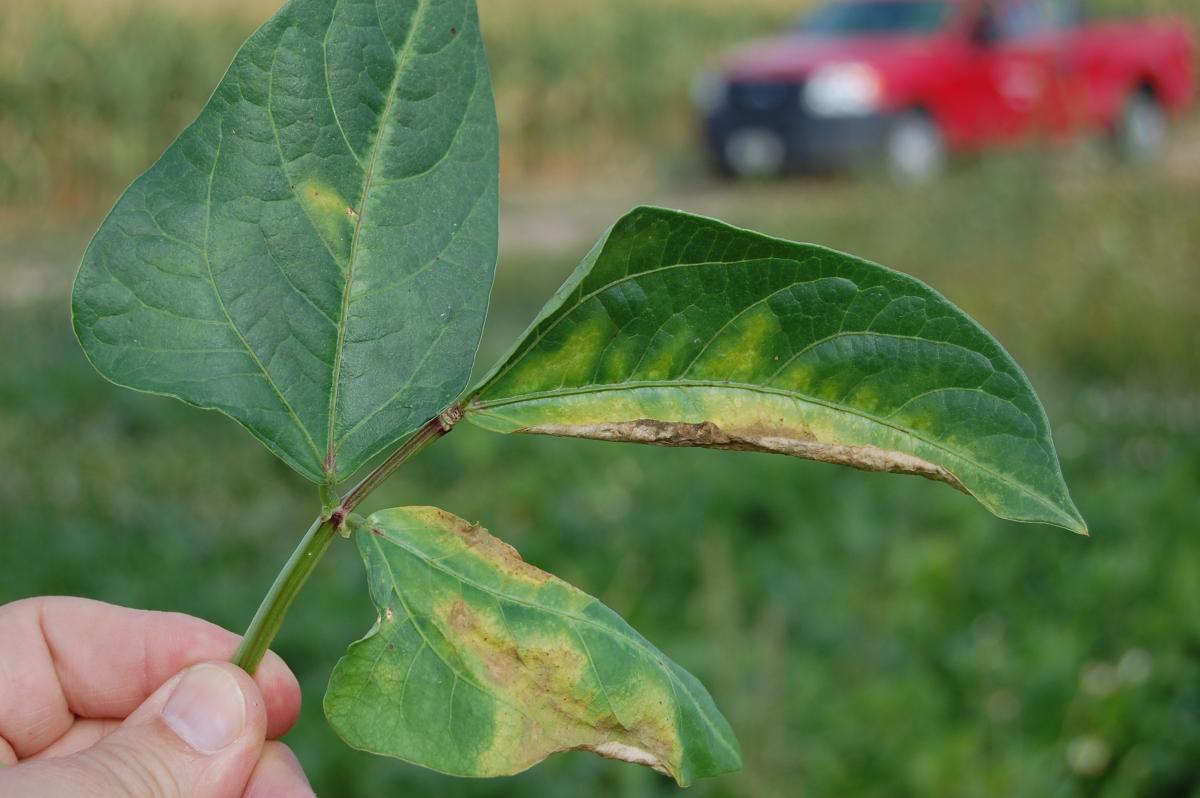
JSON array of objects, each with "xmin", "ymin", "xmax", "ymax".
[{"xmin": 0, "ymin": 597, "xmax": 314, "ymax": 797}]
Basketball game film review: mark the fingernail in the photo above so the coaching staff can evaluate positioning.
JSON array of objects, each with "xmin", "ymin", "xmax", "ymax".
[{"xmin": 161, "ymin": 664, "xmax": 247, "ymax": 753}]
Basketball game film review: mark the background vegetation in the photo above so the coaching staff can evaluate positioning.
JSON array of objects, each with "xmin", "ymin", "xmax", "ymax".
[{"xmin": 1, "ymin": 1, "xmax": 1198, "ymax": 796}]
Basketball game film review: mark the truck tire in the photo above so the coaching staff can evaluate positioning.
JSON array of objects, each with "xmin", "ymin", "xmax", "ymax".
[
  {"xmin": 1114, "ymin": 89, "xmax": 1167, "ymax": 164},
  {"xmin": 722, "ymin": 128, "xmax": 788, "ymax": 179},
  {"xmin": 886, "ymin": 111, "xmax": 945, "ymax": 185}
]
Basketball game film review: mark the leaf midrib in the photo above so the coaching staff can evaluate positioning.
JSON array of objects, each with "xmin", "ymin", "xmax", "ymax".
[
  {"xmin": 325, "ymin": 64, "xmax": 492, "ymax": 457},
  {"xmin": 325, "ymin": 0, "xmax": 432, "ymax": 478}
]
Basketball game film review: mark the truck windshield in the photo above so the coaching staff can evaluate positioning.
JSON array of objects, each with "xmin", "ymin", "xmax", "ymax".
[{"xmin": 796, "ymin": 1, "xmax": 949, "ymax": 37}]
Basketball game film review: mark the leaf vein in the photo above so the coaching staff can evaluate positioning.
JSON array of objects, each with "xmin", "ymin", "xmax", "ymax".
[
  {"xmin": 200, "ymin": 125, "xmax": 323, "ymax": 464},
  {"xmin": 326, "ymin": 0, "xmax": 432, "ymax": 477},
  {"xmin": 321, "ymin": 0, "xmax": 368, "ymax": 170}
]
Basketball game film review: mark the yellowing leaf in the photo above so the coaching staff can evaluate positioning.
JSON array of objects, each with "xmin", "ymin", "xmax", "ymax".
[
  {"xmin": 467, "ymin": 207, "xmax": 1087, "ymax": 535},
  {"xmin": 324, "ymin": 507, "xmax": 742, "ymax": 785}
]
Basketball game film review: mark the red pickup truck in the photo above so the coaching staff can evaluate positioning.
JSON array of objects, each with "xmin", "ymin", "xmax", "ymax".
[{"xmin": 696, "ymin": 0, "xmax": 1195, "ymax": 181}]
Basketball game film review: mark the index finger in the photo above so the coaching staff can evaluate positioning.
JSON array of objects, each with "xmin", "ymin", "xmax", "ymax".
[{"xmin": 0, "ymin": 597, "xmax": 301, "ymax": 759}]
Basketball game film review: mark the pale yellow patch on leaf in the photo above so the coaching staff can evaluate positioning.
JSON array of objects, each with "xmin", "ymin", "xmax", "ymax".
[
  {"xmin": 689, "ymin": 306, "xmax": 781, "ymax": 382},
  {"xmin": 296, "ymin": 178, "xmax": 355, "ymax": 259}
]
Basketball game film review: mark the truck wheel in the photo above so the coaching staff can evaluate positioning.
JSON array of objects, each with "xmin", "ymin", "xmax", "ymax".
[
  {"xmin": 1114, "ymin": 89, "xmax": 1167, "ymax": 164},
  {"xmin": 886, "ymin": 112, "xmax": 945, "ymax": 185},
  {"xmin": 723, "ymin": 128, "xmax": 788, "ymax": 179}
]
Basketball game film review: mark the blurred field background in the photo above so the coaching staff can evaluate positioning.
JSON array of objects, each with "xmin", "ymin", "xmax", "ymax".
[{"xmin": 2, "ymin": 0, "xmax": 1199, "ymax": 796}]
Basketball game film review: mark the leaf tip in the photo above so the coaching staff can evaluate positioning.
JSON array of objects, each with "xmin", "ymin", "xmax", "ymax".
[
  {"xmin": 1031, "ymin": 504, "xmax": 1089, "ymax": 538},
  {"xmin": 1060, "ymin": 499, "xmax": 1089, "ymax": 538}
]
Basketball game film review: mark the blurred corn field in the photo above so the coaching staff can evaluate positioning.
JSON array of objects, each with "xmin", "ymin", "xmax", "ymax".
[
  {"xmin": 4, "ymin": 0, "xmax": 1197, "ymax": 211},
  {"xmin": 0, "ymin": 0, "xmax": 809, "ymax": 210}
]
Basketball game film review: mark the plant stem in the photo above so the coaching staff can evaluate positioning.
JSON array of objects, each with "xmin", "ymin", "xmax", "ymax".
[
  {"xmin": 232, "ymin": 515, "xmax": 338, "ymax": 674},
  {"xmin": 340, "ymin": 405, "xmax": 463, "ymax": 514},
  {"xmin": 231, "ymin": 406, "xmax": 464, "ymax": 674}
]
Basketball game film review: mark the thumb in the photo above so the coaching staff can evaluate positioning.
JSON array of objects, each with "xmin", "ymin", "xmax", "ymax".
[{"xmin": 8, "ymin": 662, "xmax": 268, "ymax": 798}]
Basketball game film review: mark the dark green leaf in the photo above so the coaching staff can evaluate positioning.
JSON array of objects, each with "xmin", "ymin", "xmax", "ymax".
[
  {"xmin": 467, "ymin": 207, "xmax": 1086, "ymax": 534},
  {"xmin": 324, "ymin": 506, "xmax": 742, "ymax": 785},
  {"xmin": 72, "ymin": 0, "xmax": 499, "ymax": 483}
]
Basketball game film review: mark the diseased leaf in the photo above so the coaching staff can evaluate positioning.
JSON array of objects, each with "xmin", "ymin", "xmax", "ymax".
[
  {"xmin": 467, "ymin": 207, "xmax": 1086, "ymax": 534},
  {"xmin": 324, "ymin": 507, "xmax": 742, "ymax": 785},
  {"xmin": 72, "ymin": 0, "xmax": 499, "ymax": 484}
]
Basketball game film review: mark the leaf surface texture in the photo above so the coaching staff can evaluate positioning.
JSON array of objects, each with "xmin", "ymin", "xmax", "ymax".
[
  {"xmin": 73, "ymin": 0, "xmax": 499, "ymax": 482},
  {"xmin": 324, "ymin": 506, "xmax": 742, "ymax": 784},
  {"xmin": 469, "ymin": 207, "xmax": 1085, "ymax": 533}
]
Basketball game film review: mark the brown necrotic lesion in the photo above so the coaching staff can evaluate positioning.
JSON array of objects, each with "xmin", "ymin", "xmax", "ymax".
[
  {"xmin": 520, "ymin": 418, "xmax": 968, "ymax": 493},
  {"xmin": 422, "ymin": 518, "xmax": 683, "ymax": 775}
]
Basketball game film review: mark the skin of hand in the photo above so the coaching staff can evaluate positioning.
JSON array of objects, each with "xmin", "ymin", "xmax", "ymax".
[{"xmin": 0, "ymin": 597, "xmax": 314, "ymax": 797}]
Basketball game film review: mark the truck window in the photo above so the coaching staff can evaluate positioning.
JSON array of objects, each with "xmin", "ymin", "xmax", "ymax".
[
  {"xmin": 980, "ymin": 0, "xmax": 1062, "ymax": 41},
  {"xmin": 1055, "ymin": 0, "xmax": 1084, "ymax": 27},
  {"xmin": 796, "ymin": 1, "xmax": 950, "ymax": 37}
]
